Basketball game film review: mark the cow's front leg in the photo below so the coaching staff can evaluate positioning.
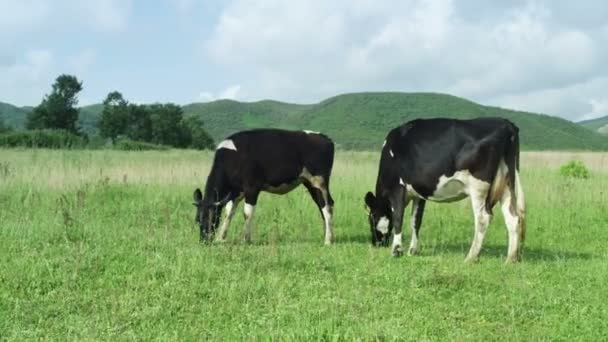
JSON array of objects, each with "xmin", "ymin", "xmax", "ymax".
[
  {"xmin": 215, "ymin": 195, "xmax": 242, "ymax": 242},
  {"xmin": 408, "ymin": 199, "xmax": 426, "ymax": 256},
  {"xmin": 389, "ymin": 187, "xmax": 407, "ymax": 257},
  {"xmin": 242, "ymin": 190, "xmax": 259, "ymax": 243}
]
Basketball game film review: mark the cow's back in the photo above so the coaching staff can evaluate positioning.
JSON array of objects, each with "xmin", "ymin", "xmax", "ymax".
[{"xmin": 218, "ymin": 129, "xmax": 333, "ymax": 185}]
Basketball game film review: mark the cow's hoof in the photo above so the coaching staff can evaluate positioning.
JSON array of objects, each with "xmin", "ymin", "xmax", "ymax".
[
  {"xmin": 392, "ymin": 246, "xmax": 403, "ymax": 257},
  {"xmin": 214, "ymin": 238, "xmax": 227, "ymax": 244},
  {"xmin": 324, "ymin": 240, "xmax": 333, "ymax": 246},
  {"xmin": 407, "ymin": 247, "xmax": 419, "ymax": 256},
  {"xmin": 505, "ymin": 256, "xmax": 520, "ymax": 264},
  {"xmin": 464, "ymin": 256, "xmax": 479, "ymax": 264}
]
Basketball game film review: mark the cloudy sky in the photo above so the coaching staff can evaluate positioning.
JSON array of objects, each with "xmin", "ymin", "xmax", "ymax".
[{"xmin": 1, "ymin": 0, "xmax": 607, "ymax": 121}]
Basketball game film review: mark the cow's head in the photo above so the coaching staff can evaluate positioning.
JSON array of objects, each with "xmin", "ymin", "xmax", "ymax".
[
  {"xmin": 364, "ymin": 192, "xmax": 392, "ymax": 246},
  {"xmin": 193, "ymin": 188, "xmax": 230, "ymax": 242}
]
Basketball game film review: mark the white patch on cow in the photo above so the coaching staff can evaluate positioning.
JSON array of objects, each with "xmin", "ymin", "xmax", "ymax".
[
  {"xmin": 406, "ymin": 184, "xmax": 422, "ymax": 198},
  {"xmin": 376, "ymin": 216, "xmax": 389, "ymax": 234},
  {"xmin": 427, "ymin": 170, "xmax": 478, "ymax": 203},
  {"xmin": 489, "ymin": 159, "xmax": 509, "ymax": 204},
  {"xmin": 303, "ymin": 130, "xmax": 320, "ymax": 135},
  {"xmin": 216, "ymin": 139, "xmax": 237, "ymax": 151},
  {"xmin": 300, "ymin": 167, "xmax": 325, "ymax": 189},
  {"xmin": 389, "ymin": 149, "xmax": 394, "ymax": 158},
  {"xmin": 382, "ymin": 140, "xmax": 386, "ymax": 147},
  {"xmin": 399, "ymin": 178, "xmax": 405, "ymax": 186},
  {"xmin": 392, "ymin": 232, "xmax": 402, "ymax": 248}
]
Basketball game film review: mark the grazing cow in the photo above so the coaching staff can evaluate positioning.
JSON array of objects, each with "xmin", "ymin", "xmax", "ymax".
[
  {"xmin": 364, "ymin": 118, "xmax": 526, "ymax": 263},
  {"xmin": 193, "ymin": 129, "xmax": 335, "ymax": 245}
]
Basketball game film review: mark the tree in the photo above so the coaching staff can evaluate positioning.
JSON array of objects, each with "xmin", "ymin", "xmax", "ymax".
[
  {"xmin": 99, "ymin": 91, "xmax": 130, "ymax": 141},
  {"xmin": 183, "ymin": 116, "xmax": 214, "ymax": 149},
  {"xmin": 149, "ymin": 103, "xmax": 188, "ymax": 147},
  {"xmin": 26, "ymin": 74, "xmax": 83, "ymax": 134},
  {"xmin": 0, "ymin": 115, "xmax": 10, "ymax": 134},
  {"xmin": 126, "ymin": 104, "xmax": 153, "ymax": 142}
]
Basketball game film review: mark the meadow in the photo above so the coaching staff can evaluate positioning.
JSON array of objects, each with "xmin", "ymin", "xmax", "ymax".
[{"xmin": 1, "ymin": 149, "xmax": 608, "ymax": 340}]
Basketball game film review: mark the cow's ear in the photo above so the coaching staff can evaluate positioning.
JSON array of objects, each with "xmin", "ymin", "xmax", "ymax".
[
  {"xmin": 364, "ymin": 192, "xmax": 376, "ymax": 210},
  {"xmin": 193, "ymin": 188, "xmax": 203, "ymax": 206}
]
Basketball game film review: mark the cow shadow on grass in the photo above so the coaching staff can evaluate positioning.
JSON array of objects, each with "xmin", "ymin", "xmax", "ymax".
[
  {"xmin": 431, "ymin": 243, "xmax": 595, "ymax": 263},
  {"xmin": 341, "ymin": 235, "xmax": 595, "ymax": 263},
  {"xmin": 434, "ymin": 243, "xmax": 595, "ymax": 262}
]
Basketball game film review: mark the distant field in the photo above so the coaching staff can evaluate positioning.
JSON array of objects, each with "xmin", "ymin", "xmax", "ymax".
[{"xmin": 1, "ymin": 149, "xmax": 608, "ymax": 339}]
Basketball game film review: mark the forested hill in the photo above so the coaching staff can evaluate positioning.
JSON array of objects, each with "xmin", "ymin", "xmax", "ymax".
[
  {"xmin": 182, "ymin": 93, "xmax": 608, "ymax": 150},
  {"xmin": 579, "ymin": 115, "xmax": 608, "ymax": 136},
  {"xmin": 3, "ymin": 93, "xmax": 608, "ymax": 150}
]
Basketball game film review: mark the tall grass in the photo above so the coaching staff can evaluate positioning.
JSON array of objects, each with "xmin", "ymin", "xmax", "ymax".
[{"xmin": 1, "ymin": 150, "xmax": 608, "ymax": 339}]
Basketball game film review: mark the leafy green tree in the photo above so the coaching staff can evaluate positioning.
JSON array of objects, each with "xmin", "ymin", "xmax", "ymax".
[
  {"xmin": 149, "ymin": 103, "xmax": 188, "ymax": 147},
  {"xmin": 99, "ymin": 91, "xmax": 130, "ymax": 141},
  {"xmin": 183, "ymin": 116, "xmax": 214, "ymax": 149},
  {"xmin": 126, "ymin": 104, "xmax": 152, "ymax": 142},
  {"xmin": 26, "ymin": 74, "xmax": 83, "ymax": 134}
]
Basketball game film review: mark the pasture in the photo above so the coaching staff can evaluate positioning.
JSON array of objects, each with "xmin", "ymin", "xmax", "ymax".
[{"xmin": 1, "ymin": 149, "xmax": 608, "ymax": 340}]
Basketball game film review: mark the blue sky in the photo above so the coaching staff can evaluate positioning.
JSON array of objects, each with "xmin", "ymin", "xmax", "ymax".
[{"xmin": 1, "ymin": 0, "xmax": 608, "ymax": 121}]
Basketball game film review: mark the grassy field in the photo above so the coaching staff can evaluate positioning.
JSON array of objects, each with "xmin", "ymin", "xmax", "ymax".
[{"xmin": 1, "ymin": 149, "xmax": 608, "ymax": 340}]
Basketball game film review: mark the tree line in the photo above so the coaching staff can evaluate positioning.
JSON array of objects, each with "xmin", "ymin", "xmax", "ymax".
[{"xmin": 0, "ymin": 74, "xmax": 214, "ymax": 150}]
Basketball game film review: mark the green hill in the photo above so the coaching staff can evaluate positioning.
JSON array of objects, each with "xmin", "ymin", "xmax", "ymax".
[
  {"xmin": 183, "ymin": 92, "xmax": 608, "ymax": 150},
  {"xmin": 3, "ymin": 92, "xmax": 608, "ymax": 150},
  {"xmin": 0, "ymin": 103, "xmax": 103, "ymax": 135},
  {"xmin": 0, "ymin": 102, "xmax": 30, "ymax": 129},
  {"xmin": 579, "ymin": 115, "xmax": 608, "ymax": 136}
]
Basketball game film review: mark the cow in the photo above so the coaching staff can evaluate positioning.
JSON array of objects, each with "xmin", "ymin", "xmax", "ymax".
[
  {"xmin": 193, "ymin": 128, "xmax": 335, "ymax": 245},
  {"xmin": 364, "ymin": 118, "xmax": 526, "ymax": 263}
]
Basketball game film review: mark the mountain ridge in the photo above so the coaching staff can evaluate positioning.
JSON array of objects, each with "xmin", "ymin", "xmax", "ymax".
[{"xmin": 2, "ymin": 92, "xmax": 608, "ymax": 150}]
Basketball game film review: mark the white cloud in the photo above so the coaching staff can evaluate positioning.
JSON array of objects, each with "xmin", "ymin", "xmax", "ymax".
[
  {"xmin": 205, "ymin": 0, "xmax": 608, "ymax": 120},
  {"xmin": 0, "ymin": 0, "xmax": 50, "ymax": 33},
  {"xmin": 73, "ymin": 0, "xmax": 132, "ymax": 32},
  {"xmin": 0, "ymin": 1, "xmax": 131, "ymax": 105},
  {"xmin": 67, "ymin": 49, "xmax": 97, "ymax": 75},
  {"xmin": 487, "ymin": 77, "xmax": 608, "ymax": 121},
  {"xmin": 198, "ymin": 84, "xmax": 242, "ymax": 102},
  {"xmin": 0, "ymin": 49, "xmax": 54, "ymax": 105},
  {"xmin": 0, "ymin": 0, "xmax": 132, "ymax": 37}
]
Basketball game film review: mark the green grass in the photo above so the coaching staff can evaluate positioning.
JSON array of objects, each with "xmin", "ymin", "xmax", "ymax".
[
  {"xmin": 1, "ymin": 149, "xmax": 608, "ymax": 339},
  {"xmin": 4, "ymin": 92, "xmax": 608, "ymax": 150}
]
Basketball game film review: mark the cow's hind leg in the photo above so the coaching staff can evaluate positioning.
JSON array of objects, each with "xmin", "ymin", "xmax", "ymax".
[
  {"xmin": 465, "ymin": 181, "xmax": 493, "ymax": 263},
  {"xmin": 501, "ymin": 186, "xmax": 524, "ymax": 263},
  {"xmin": 303, "ymin": 181, "xmax": 334, "ymax": 245},
  {"xmin": 215, "ymin": 196, "xmax": 243, "ymax": 242}
]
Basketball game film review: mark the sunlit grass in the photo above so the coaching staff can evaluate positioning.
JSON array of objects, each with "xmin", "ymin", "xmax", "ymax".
[{"xmin": 1, "ymin": 149, "xmax": 608, "ymax": 339}]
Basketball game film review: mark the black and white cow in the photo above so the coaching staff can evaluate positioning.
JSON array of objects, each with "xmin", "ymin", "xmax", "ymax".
[
  {"xmin": 193, "ymin": 129, "xmax": 335, "ymax": 245},
  {"xmin": 364, "ymin": 118, "xmax": 526, "ymax": 263}
]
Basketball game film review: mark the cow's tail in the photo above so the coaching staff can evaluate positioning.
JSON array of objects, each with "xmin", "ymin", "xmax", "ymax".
[{"xmin": 504, "ymin": 123, "xmax": 526, "ymax": 242}]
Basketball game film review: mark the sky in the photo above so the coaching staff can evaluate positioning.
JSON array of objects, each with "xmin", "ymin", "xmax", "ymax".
[{"xmin": 1, "ymin": 0, "xmax": 607, "ymax": 121}]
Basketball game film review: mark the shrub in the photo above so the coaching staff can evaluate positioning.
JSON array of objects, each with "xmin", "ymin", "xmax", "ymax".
[
  {"xmin": 111, "ymin": 137, "xmax": 169, "ymax": 151},
  {"xmin": 0, "ymin": 129, "xmax": 86, "ymax": 149},
  {"xmin": 559, "ymin": 160, "xmax": 590, "ymax": 179}
]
